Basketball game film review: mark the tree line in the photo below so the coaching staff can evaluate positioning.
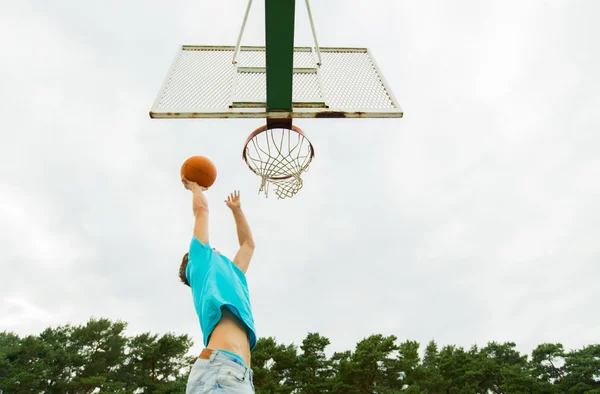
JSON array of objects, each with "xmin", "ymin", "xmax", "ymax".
[{"xmin": 0, "ymin": 318, "xmax": 598, "ymax": 393}]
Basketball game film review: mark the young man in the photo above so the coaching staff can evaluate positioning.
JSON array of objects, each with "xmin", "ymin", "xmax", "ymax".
[{"xmin": 179, "ymin": 177, "xmax": 257, "ymax": 393}]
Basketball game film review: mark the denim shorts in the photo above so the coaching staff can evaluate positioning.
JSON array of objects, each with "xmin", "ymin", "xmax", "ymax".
[{"xmin": 186, "ymin": 349, "xmax": 255, "ymax": 393}]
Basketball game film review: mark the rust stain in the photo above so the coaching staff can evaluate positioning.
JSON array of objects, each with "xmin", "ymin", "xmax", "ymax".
[
  {"xmin": 266, "ymin": 118, "xmax": 293, "ymax": 129},
  {"xmin": 314, "ymin": 111, "xmax": 347, "ymax": 118}
]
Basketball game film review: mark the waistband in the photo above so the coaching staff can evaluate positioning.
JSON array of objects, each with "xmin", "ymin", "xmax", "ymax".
[{"xmin": 199, "ymin": 348, "xmax": 249, "ymax": 369}]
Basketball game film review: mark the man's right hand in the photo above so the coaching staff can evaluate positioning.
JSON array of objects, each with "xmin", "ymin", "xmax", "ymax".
[{"xmin": 182, "ymin": 176, "xmax": 207, "ymax": 193}]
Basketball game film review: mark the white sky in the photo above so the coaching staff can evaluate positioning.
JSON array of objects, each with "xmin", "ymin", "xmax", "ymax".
[{"xmin": 1, "ymin": 0, "xmax": 599, "ymax": 359}]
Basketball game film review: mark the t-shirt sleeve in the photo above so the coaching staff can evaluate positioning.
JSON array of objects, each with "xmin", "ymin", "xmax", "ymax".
[{"xmin": 186, "ymin": 237, "xmax": 213, "ymax": 286}]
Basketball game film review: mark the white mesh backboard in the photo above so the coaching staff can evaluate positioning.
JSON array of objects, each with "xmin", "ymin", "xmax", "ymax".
[{"xmin": 150, "ymin": 46, "xmax": 402, "ymax": 119}]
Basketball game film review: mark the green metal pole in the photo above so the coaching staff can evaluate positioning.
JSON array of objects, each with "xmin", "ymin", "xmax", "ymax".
[{"xmin": 265, "ymin": 0, "xmax": 296, "ymax": 112}]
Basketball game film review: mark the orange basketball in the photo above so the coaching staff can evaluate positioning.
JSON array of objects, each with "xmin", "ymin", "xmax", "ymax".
[{"xmin": 180, "ymin": 156, "xmax": 217, "ymax": 188}]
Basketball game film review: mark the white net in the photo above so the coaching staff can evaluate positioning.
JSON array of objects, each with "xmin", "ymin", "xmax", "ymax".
[{"xmin": 243, "ymin": 127, "xmax": 314, "ymax": 199}]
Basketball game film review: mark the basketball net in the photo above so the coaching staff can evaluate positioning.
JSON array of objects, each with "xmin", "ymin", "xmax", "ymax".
[{"xmin": 242, "ymin": 125, "xmax": 315, "ymax": 199}]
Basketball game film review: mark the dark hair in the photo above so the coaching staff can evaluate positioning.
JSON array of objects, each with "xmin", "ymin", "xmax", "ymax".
[{"xmin": 179, "ymin": 253, "xmax": 190, "ymax": 287}]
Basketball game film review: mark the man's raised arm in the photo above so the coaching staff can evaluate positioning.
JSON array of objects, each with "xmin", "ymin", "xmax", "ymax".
[
  {"xmin": 225, "ymin": 191, "xmax": 255, "ymax": 273},
  {"xmin": 182, "ymin": 177, "xmax": 209, "ymax": 245}
]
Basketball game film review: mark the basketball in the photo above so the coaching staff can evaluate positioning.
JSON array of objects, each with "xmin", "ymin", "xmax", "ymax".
[{"xmin": 180, "ymin": 156, "xmax": 217, "ymax": 188}]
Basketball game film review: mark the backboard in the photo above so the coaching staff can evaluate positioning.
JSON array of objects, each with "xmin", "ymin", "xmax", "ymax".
[{"xmin": 149, "ymin": 45, "xmax": 403, "ymax": 119}]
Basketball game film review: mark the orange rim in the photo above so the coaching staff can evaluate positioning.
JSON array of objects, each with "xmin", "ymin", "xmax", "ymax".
[{"xmin": 242, "ymin": 124, "xmax": 315, "ymax": 180}]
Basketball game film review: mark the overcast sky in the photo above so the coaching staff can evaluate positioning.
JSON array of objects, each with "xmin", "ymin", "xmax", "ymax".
[{"xmin": 1, "ymin": 0, "xmax": 599, "ymax": 359}]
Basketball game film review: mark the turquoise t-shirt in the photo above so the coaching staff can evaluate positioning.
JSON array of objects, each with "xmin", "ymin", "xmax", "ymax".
[{"xmin": 186, "ymin": 237, "xmax": 257, "ymax": 350}]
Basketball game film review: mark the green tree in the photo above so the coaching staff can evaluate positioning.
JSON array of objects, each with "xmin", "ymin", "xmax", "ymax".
[
  {"xmin": 291, "ymin": 333, "xmax": 335, "ymax": 393},
  {"xmin": 396, "ymin": 339, "xmax": 422, "ymax": 391},
  {"xmin": 0, "ymin": 332, "xmax": 21, "ymax": 389},
  {"xmin": 330, "ymin": 350, "xmax": 360, "ymax": 394},
  {"xmin": 251, "ymin": 336, "xmax": 297, "ymax": 394},
  {"xmin": 3, "ymin": 317, "xmax": 600, "ymax": 393},
  {"xmin": 418, "ymin": 340, "xmax": 446, "ymax": 393},
  {"xmin": 67, "ymin": 317, "xmax": 128, "ymax": 391},
  {"xmin": 0, "ymin": 334, "xmax": 50, "ymax": 393},
  {"xmin": 437, "ymin": 344, "xmax": 474, "ymax": 392},
  {"xmin": 332, "ymin": 334, "xmax": 402, "ymax": 394},
  {"xmin": 476, "ymin": 341, "xmax": 535, "ymax": 394},
  {"xmin": 126, "ymin": 331, "xmax": 194, "ymax": 393},
  {"xmin": 559, "ymin": 344, "xmax": 600, "ymax": 393},
  {"xmin": 0, "ymin": 318, "xmax": 194, "ymax": 394},
  {"xmin": 37, "ymin": 324, "xmax": 77, "ymax": 393},
  {"xmin": 531, "ymin": 343, "xmax": 566, "ymax": 386}
]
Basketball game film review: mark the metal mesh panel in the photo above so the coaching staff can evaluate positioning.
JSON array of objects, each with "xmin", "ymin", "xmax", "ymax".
[
  {"xmin": 293, "ymin": 51, "xmax": 316, "ymax": 68},
  {"xmin": 156, "ymin": 48, "xmax": 234, "ymax": 110},
  {"xmin": 319, "ymin": 50, "xmax": 396, "ymax": 109},
  {"xmin": 293, "ymin": 72, "xmax": 323, "ymax": 102},
  {"xmin": 233, "ymin": 49, "xmax": 315, "ymax": 68},
  {"xmin": 234, "ymin": 72, "xmax": 323, "ymax": 103},
  {"xmin": 237, "ymin": 50, "xmax": 266, "ymax": 67},
  {"xmin": 151, "ymin": 46, "xmax": 402, "ymax": 117},
  {"xmin": 234, "ymin": 72, "xmax": 266, "ymax": 102}
]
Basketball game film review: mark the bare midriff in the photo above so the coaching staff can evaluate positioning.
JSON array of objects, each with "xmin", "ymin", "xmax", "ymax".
[{"xmin": 207, "ymin": 307, "xmax": 251, "ymax": 367}]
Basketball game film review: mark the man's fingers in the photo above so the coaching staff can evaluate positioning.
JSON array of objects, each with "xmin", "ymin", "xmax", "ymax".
[{"xmin": 225, "ymin": 191, "xmax": 241, "ymax": 202}]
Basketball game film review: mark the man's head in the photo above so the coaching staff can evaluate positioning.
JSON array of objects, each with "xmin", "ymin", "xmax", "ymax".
[{"xmin": 179, "ymin": 253, "xmax": 190, "ymax": 287}]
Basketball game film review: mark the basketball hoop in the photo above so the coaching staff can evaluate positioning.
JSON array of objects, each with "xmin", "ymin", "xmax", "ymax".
[{"xmin": 242, "ymin": 124, "xmax": 315, "ymax": 199}]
